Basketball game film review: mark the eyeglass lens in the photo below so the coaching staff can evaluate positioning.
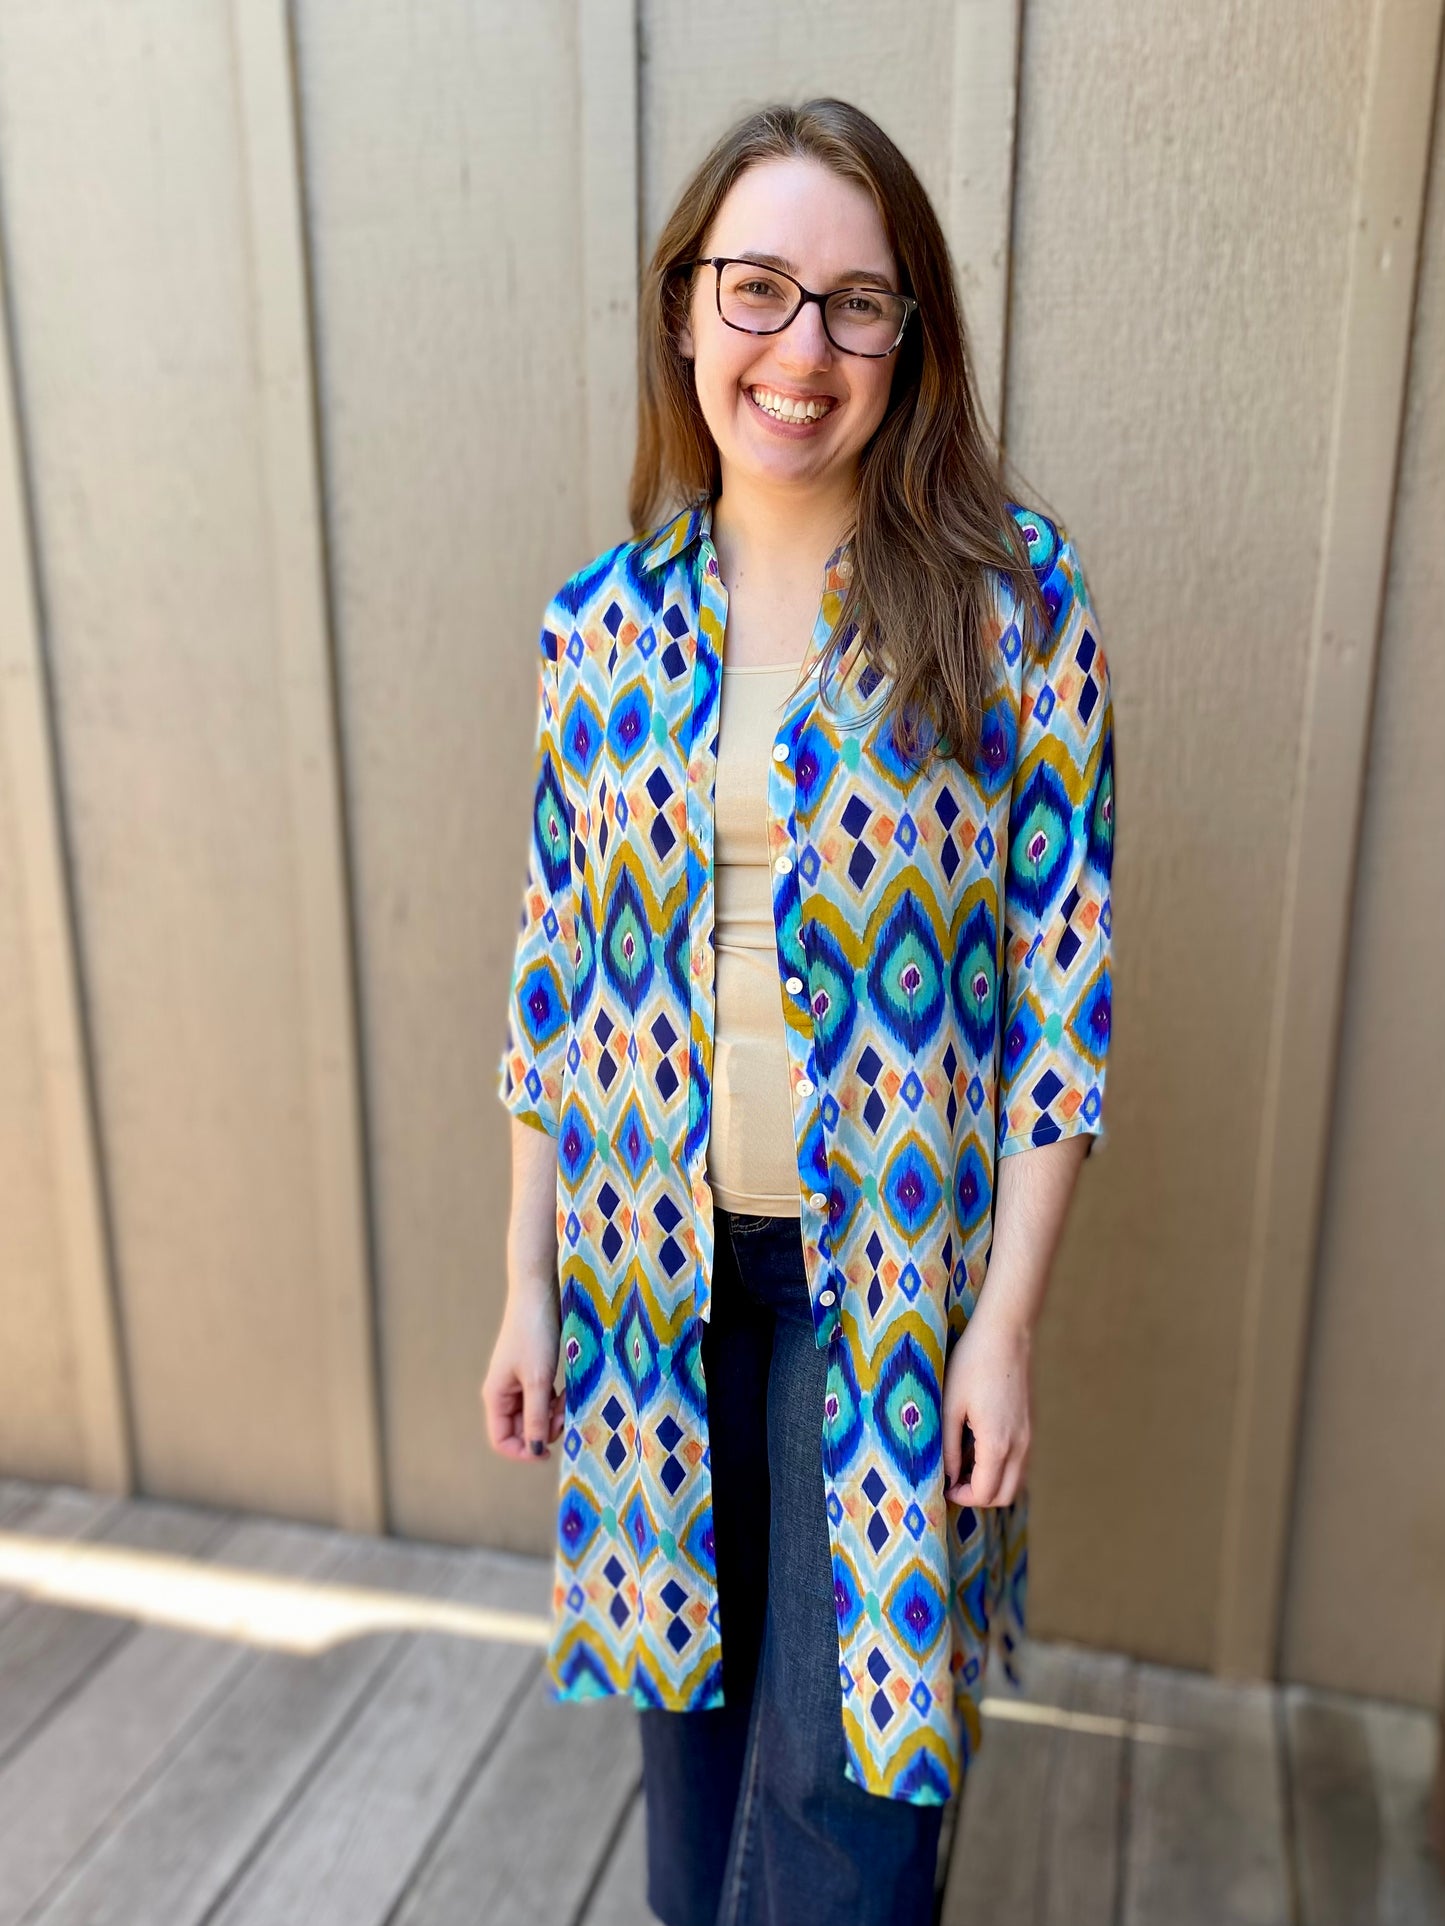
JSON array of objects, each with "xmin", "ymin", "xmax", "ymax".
[{"xmin": 715, "ymin": 261, "xmax": 906, "ymax": 353}]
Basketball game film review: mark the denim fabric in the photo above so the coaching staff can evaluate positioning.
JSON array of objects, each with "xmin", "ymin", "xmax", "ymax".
[{"xmin": 638, "ymin": 1208, "xmax": 945, "ymax": 1926}]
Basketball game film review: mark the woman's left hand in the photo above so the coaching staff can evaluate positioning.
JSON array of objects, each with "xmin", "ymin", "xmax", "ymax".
[{"xmin": 940, "ymin": 1298, "xmax": 1033, "ymax": 1508}]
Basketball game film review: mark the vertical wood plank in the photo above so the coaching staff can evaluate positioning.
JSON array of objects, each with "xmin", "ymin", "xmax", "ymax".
[
  {"xmin": 947, "ymin": 0, "xmax": 1022, "ymax": 436},
  {"xmin": 1215, "ymin": 0, "xmax": 1445, "ymax": 1680},
  {"xmin": 0, "ymin": 183, "xmax": 130, "ymax": 1498},
  {"xmin": 227, "ymin": 0, "xmax": 384, "ymax": 1534},
  {"xmin": 578, "ymin": 0, "xmax": 641, "ymax": 553}
]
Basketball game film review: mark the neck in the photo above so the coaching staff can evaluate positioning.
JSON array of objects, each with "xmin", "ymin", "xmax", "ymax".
[{"xmin": 710, "ymin": 463, "xmax": 856, "ymax": 588}]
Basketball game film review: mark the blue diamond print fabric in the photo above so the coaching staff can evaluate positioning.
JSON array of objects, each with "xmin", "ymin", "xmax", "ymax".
[{"xmin": 497, "ymin": 492, "xmax": 1115, "ymax": 1805}]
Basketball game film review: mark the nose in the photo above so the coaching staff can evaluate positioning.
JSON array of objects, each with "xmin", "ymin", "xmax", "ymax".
[{"xmin": 772, "ymin": 297, "xmax": 834, "ymax": 371}]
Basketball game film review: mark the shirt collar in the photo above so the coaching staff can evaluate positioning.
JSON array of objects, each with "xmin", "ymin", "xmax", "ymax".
[
  {"xmin": 639, "ymin": 494, "xmax": 712, "ymax": 573},
  {"xmin": 638, "ymin": 491, "xmax": 854, "ymax": 584}
]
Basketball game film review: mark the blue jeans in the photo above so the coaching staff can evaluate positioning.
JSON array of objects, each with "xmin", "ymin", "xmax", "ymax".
[{"xmin": 638, "ymin": 1208, "xmax": 945, "ymax": 1926}]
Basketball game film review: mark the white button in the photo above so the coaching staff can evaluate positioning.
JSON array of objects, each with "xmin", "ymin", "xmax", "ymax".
[
  {"xmin": 772, "ymin": 742, "xmax": 789, "ymax": 761},
  {"xmin": 809, "ymin": 1191, "xmax": 828, "ymax": 1210},
  {"xmin": 818, "ymin": 1289, "xmax": 836, "ymax": 1306},
  {"xmin": 785, "ymin": 975, "xmax": 803, "ymax": 994},
  {"xmin": 775, "ymin": 856, "xmax": 793, "ymax": 875},
  {"xmin": 797, "ymin": 1077, "xmax": 814, "ymax": 1097}
]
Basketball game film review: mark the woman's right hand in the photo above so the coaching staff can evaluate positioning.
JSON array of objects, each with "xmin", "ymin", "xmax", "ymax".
[{"xmin": 480, "ymin": 1282, "xmax": 566, "ymax": 1461}]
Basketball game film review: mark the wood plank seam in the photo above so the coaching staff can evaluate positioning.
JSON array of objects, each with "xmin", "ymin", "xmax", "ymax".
[
  {"xmin": 568, "ymin": 1778, "xmax": 646, "ymax": 1926},
  {"xmin": 578, "ymin": 0, "xmax": 641, "ymax": 555},
  {"xmin": 0, "ymin": 183, "xmax": 132, "ymax": 1499},
  {"xmin": 227, "ymin": 0, "xmax": 386, "ymax": 1535}
]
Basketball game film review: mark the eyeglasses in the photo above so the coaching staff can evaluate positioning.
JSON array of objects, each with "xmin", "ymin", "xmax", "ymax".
[{"xmin": 677, "ymin": 256, "xmax": 917, "ymax": 358}]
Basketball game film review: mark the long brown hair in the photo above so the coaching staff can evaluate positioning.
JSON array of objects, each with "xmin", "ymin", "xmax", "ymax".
[{"xmin": 630, "ymin": 98, "xmax": 1049, "ymax": 773}]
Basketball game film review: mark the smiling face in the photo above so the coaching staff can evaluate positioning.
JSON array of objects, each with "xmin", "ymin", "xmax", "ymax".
[{"xmin": 676, "ymin": 155, "xmax": 903, "ymax": 501}]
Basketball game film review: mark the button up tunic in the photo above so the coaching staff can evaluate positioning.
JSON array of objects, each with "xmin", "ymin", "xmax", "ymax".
[{"xmin": 498, "ymin": 493, "xmax": 1115, "ymax": 1805}]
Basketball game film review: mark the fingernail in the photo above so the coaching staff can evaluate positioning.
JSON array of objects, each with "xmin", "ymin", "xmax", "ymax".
[{"xmin": 529, "ymin": 1439, "xmax": 544, "ymax": 1457}]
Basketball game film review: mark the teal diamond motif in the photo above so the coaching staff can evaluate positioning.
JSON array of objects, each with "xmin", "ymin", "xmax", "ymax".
[
  {"xmin": 874, "ymin": 1334, "xmax": 942, "ymax": 1482},
  {"xmin": 866, "ymin": 892, "xmax": 945, "ymax": 1052},
  {"xmin": 613, "ymin": 1286, "xmax": 661, "ymax": 1408}
]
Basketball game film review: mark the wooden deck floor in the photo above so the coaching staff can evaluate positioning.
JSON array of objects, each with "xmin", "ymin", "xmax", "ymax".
[{"xmin": 0, "ymin": 1480, "xmax": 1438, "ymax": 1926}]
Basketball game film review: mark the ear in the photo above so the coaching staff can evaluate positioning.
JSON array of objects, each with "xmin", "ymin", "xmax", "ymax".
[{"xmin": 676, "ymin": 317, "xmax": 695, "ymax": 361}]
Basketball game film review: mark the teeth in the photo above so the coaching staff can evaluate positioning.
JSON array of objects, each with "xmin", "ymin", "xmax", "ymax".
[{"xmin": 750, "ymin": 386, "xmax": 833, "ymax": 423}]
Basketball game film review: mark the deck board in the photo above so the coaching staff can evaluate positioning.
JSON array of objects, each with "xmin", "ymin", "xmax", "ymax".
[
  {"xmin": 0, "ymin": 1486, "xmax": 1436, "ymax": 1926},
  {"xmin": 206, "ymin": 1543, "xmax": 549, "ymax": 1925},
  {"xmin": 581, "ymin": 1789, "xmax": 649, "ymax": 1926},
  {"xmin": 1124, "ymin": 1663, "xmax": 1292, "ymax": 1926},
  {"xmin": 1037, "ymin": 1647, "xmax": 1132, "ymax": 1926},
  {"xmin": 0, "ymin": 1486, "xmax": 122, "ymax": 1636},
  {"xmin": 941, "ymin": 1642, "xmax": 1129, "ymax": 1926},
  {"xmin": 1289, "ymin": 1684, "xmax": 1445, "ymax": 1926},
  {"xmin": 0, "ymin": 1516, "xmax": 343, "ymax": 1926},
  {"xmin": 0, "ymin": 1498, "xmax": 229, "ymax": 1768},
  {"xmin": 390, "ymin": 1664, "xmax": 640, "ymax": 1926},
  {"xmin": 28, "ymin": 1533, "xmax": 431, "ymax": 1926}
]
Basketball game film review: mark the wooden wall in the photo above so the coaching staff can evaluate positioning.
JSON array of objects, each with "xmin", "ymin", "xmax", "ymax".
[{"xmin": 0, "ymin": 0, "xmax": 1439, "ymax": 1703}]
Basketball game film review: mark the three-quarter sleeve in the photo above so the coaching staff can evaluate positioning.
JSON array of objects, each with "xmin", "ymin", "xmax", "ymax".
[
  {"xmin": 996, "ymin": 533, "xmax": 1115, "ymax": 1158},
  {"xmin": 497, "ymin": 596, "xmax": 576, "ymax": 1137}
]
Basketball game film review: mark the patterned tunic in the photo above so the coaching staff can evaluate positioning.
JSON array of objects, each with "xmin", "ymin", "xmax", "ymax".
[{"xmin": 497, "ymin": 493, "xmax": 1115, "ymax": 1804}]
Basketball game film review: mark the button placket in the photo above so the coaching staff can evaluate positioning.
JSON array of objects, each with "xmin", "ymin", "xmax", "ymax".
[
  {"xmin": 684, "ymin": 536, "xmax": 732, "ymax": 1325},
  {"xmin": 769, "ymin": 661, "xmax": 841, "ymax": 1348}
]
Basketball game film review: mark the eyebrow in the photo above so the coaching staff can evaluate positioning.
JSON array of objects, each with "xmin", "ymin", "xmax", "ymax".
[{"xmin": 734, "ymin": 250, "xmax": 897, "ymax": 291}]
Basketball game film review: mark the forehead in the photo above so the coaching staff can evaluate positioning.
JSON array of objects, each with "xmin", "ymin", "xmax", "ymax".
[{"xmin": 702, "ymin": 155, "xmax": 895, "ymax": 278}]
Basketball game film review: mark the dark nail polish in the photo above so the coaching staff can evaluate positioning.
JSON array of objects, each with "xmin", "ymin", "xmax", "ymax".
[{"xmin": 529, "ymin": 1439, "xmax": 544, "ymax": 1456}]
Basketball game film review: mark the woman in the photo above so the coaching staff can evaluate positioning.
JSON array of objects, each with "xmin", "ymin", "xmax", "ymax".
[{"xmin": 483, "ymin": 98, "xmax": 1114, "ymax": 1926}]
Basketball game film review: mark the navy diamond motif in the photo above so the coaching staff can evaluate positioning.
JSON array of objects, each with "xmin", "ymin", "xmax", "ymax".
[
  {"xmin": 848, "ymin": 844, "xmax": 877, "ymax": 890},
  {"xmin": 841, "ymin": 795, "xmax": 872, "ymax": 836}
]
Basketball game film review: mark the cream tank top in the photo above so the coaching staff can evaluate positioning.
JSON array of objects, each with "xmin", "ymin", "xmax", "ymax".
[{"xmin": 706, "ymin": 656, "xmax": 820, "ymax": 1219}]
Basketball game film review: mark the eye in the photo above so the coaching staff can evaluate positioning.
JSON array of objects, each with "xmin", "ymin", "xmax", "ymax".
[{"xmin": 837, "ymin": 291, "xmax": 887, "ymax": 318}]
